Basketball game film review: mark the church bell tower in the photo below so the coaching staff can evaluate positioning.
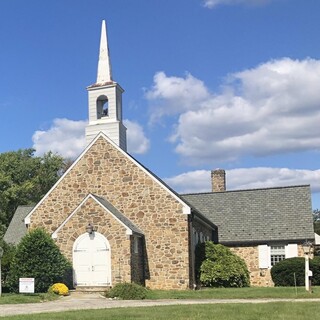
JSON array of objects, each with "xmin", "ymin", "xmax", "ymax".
[{"xmin": 85, "ymin": 20, "xmax": 127, "ymax": 151}]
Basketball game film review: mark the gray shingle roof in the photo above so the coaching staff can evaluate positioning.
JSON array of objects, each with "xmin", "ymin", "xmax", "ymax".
[
  {"xmin": 3, "ymin": 205, "xmax": 34, "ymax": 245},
  {"xmin": 92, "ymin": 194, "xmax": 144, "ymax": 235},
  {"xmin": 182, "ymin": 185, "xmax": 314, "ymax": 245}
]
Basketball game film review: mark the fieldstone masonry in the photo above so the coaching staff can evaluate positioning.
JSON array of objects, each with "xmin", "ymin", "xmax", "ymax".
[
  {"xmin": 211, "ymin": 169, "xmax": 226, "ymax": 192},
  {"xmin": 29, "ymin": 136, "xmax": 203, "ymax": 289},
  {"xmin": 55, "ymin": 197, "xmax": 132, "ymax": 285},
  {"xmin": 230, "ymin": 244, "xmax": 305, "ymax": 286}
]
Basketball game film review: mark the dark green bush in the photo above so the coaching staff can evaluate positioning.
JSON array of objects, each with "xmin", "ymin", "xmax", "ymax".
[
  {"xmin": 106, "ymin": 282, "xmax": 147, "ymax": 300},
  {"xmin": 195, "ymin": 242, "xmax": 250, "ymax": 288},
  {"xmin": 271, "ymin": 257, "xmax": 304, "ymax": 286},
  {"xmin": 311, "ymin": 256, "xmax": 320, "ymax": 285},
  {"xmin": 6, "ymin": 228, "xmax": 72, "ymax": 293},
  {"xmin": 0, "ymin": 239, "xmax": 16, "ymax": 292},
  {"xmin": 271, "ymin": 256, "xmax": 320, "ymax": 286}
]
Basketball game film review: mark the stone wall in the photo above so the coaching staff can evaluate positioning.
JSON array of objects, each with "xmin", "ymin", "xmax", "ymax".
[
  {"xmin": 55, "ymin": 196, "xmax": 132, "ymax": 285},
  {"xmin": 230, "ymin": 244, "xmax": 305, "ymax": 287},
  {"xmin": 29, "ymin": 136, "xmax": 193, "ymax": 289},
  {"xmin": 230, "ymin": 245, "xmax": 273, "ymax": 286}
]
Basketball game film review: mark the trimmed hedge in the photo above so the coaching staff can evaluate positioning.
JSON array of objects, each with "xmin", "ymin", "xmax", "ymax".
[
  {"xmin": 195, "ymin": 242, "xmax": 250, "ymax": 288},
  {"xmin": 105, "ymin": 282, "xmax": 147, "ymax": 300},
  {"xmin": 7, "ymin": 228, "xmax": 72, "ymax": 293},
  {"xmin": 271, "ymin": 256, "xmax": 320, "ymax": 286}
]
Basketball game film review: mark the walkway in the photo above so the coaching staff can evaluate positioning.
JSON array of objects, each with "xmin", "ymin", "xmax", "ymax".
[{"xmin": 1, "ymin": 293, "xmax": 320, "ymax": 317}]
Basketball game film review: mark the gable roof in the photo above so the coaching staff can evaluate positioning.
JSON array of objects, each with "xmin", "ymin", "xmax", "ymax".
[
  {"xmin": 25, "ymin": 132, "xmax": 191, "ymax": 225},
  {"xmin": 4, "ymin": 205, "xmax": 34, "ymax": 245},
  {"xmin": 52, "ymin": 194, "xmax": 143, "ymax": 238},
  {"xmin": 92, "ymin": 194, "xmax": 144, "ymax": 235},
  {"xmin": 182, "ymin": 185, "xmax": 314, "ymax": 245}
]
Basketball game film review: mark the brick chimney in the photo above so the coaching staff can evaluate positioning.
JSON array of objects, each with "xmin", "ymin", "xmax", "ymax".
[{"xmin": 211, "ymin": 169, "xmax": 226, "ymax": 192}]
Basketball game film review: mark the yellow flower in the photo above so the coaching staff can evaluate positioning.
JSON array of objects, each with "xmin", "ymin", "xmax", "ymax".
[{"xmin": 49, "ymin": 283, "xmax": 69, "ymax": 296}]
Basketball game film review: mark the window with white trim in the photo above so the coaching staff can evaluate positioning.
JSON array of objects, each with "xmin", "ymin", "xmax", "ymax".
[
  {"xmin": 258, "ymin": 244, "xmax": 298, "ymax": 269},
  {"xmin": 270, "ymin": 245, "xmax": 285, "ymax": 266}
]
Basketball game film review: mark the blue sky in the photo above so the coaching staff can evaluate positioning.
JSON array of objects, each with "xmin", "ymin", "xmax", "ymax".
[{"xmin": 0, "ymin": 0, "xmax": 319, "ymax": 209}]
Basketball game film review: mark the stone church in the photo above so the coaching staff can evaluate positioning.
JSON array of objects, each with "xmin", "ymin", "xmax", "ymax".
[{"xmin": 5, "ymin": 21, "xmax": 314, "ymax": 289}]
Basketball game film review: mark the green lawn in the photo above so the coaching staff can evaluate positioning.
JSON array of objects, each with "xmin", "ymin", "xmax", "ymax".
[
  {"xmin": 1, "ymin": 286, "xmax": 319, "ymax": 305},
  {"xmin": 146, "ymin": 286, "xmax": 320, "ymax": 299},
  {"xmin": 3, "ymin": 303, "xmax": 320, "ymax": 320},
  {"xmin": 0, "ymin": 293, "xmax": 58, "ymax": 304}
]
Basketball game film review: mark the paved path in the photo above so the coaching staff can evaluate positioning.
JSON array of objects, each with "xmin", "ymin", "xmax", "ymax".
[{"xmin": 1, "ymin": 293, "xmax": 320, "ymax": 317}]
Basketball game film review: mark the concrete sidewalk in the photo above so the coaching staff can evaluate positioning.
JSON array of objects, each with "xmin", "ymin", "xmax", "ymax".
[{"xmin": 1, "ymin": 293, "xmax": 320, "ymax": 317}]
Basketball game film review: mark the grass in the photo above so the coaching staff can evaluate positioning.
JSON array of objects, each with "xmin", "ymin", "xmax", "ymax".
[
  {"xmin": 146, "ymin": 286, "xmax": 320, "ymax": 299},
  {"xmin": 1, "ymin": 286, "xmax": 319, "ymax": 304},
  {"xmin": 0, "ymin": 293, "xmax": 58, "ymax": 304},
  {"xmin": 3, "ymin": 303, "xmax": 320, "ymax": 320}
]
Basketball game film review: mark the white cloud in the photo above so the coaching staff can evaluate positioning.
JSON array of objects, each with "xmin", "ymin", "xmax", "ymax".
[
  {"xmin": 145, "ymin": 71, "xmax": 210, "ymax": 123},
  {"xmin": 32, "ymin": 118, "xmax": 87, "ymax": 158},
  {"xmin": 164, "ymin": 167, "xmax": 320, "ymax": 194},
  {"xmin": 124, "ymin": 119, "xmax": 150, "ymax": 154},
  {"xmin": 227, "ymin": 168, "xmax": 320, "ymax": 193},
  {"xmin": 147, "ymin": 58, "xmax": 320, "ymax": 165},
  {"xmin": 33, "ymin": 118, "xmax": 149, "ymax": 158},
  {"xmin": 165, "ymin": 170, "xmax": 211, "ymax": 194},
  {"xmin": 203, "ymin": 0, "xmax": 271, "ymax": 9}
]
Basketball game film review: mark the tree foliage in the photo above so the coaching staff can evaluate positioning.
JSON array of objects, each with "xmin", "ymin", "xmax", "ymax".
[
  {"xmin": 0, "ymin": 149, "xmax": 66, "ymax": 237},
  {"xmin": 313, "ymin": 209, "xmax": 320, "ymax": 236},
  {"xmin": 6, "ymin": 228, "xmax": 72, "ymax": 293},
  {"xmin": 313, "ymin": 209, "xmax": 320, "ymax": 222},
  {"xmin": 195, "ymin": 242, "xmax": 250, "ymax": 288}
]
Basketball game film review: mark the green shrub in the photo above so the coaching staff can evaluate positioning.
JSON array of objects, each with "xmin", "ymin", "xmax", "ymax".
[
  {"xmin": 311, "ymin": 256, "xmax": 320, "ymax": 285},
  {"xmin": 271, "ymin": 256, "xmax": 320, "ymax": 286},
  {"xmin": 6, "ymin": 228, "xmax": 72, "ymax": 293},
  {"xmin": 48, "ymin": 283, "xmax": 69, "ymax": 296},
  {"xmin": 0, "ymin": 239, "xmax": 16, "ymax": 292},
  {"xmin": 271, "ymin": 257, "xmax": 304, "ymax": 286},
  {"xmin": 106, "ymin": 282, "xmax": 147, "ymax": 300},
  {"xmin": 195, "ymin": 242, "xmax": 250, "ymax": 288}
]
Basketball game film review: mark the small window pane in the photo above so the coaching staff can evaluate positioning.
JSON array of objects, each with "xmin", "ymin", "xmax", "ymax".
[
  {"xmin": 134, "ymin": 237, "xmax": 139, "ymax": 254},
  {"xmin": 271, "ymin": 245, "xmax": 285, "ymax": 266}
]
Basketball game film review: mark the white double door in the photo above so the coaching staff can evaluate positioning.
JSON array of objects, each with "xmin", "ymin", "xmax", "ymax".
[{"xmin": 73, "ymin": 232, "xmax": 111, "ymax": 286}]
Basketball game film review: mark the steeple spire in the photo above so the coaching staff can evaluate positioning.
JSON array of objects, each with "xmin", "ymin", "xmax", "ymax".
[
  {"xmin": 96, "ymin": 20, "xmax": 112, "ymax": 84},
  {"xmin": 85, "ymin": 20, "xmax": 127, "ymax": 151}
]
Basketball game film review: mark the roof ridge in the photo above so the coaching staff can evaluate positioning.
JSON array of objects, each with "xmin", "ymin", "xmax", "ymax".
[{"xmin": 181, "ymin": 184, "xmax": 310, "ymax": 196}]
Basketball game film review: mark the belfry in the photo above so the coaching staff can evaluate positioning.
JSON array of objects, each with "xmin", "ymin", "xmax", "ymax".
[{"xmin": 85, "ymin": 20, "xmax": 127, "ymax": 150}]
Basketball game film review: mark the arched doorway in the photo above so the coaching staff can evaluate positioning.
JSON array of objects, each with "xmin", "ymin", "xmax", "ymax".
[{"xmin": 73, "ymin": 232, "xmax": 111, "ymax": 287}]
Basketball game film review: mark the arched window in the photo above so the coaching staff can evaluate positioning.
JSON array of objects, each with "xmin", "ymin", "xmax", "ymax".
[{"xmin": 96, "ymin": 95, "xmax": 109, "ymax": 119}]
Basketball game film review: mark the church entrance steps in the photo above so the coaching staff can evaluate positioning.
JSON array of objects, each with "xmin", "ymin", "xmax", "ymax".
[{"xmin": 73, "ymin": 286, "xmax": 110, "ymax": 293}]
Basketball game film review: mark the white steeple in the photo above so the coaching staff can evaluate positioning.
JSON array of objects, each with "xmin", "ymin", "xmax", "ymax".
[
  {"xmin": 96, "ymin": 20, "xmax": 112, "ymax": 84},
  {"xmin": 85, "ymin": 21, "xmax": 127, "ymax": 151}
]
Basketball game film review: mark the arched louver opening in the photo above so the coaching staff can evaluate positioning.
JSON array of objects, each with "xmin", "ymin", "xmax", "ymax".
[{"xmin": 97, "ymin": 95, "xmax": 109, "ymax": 119}]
